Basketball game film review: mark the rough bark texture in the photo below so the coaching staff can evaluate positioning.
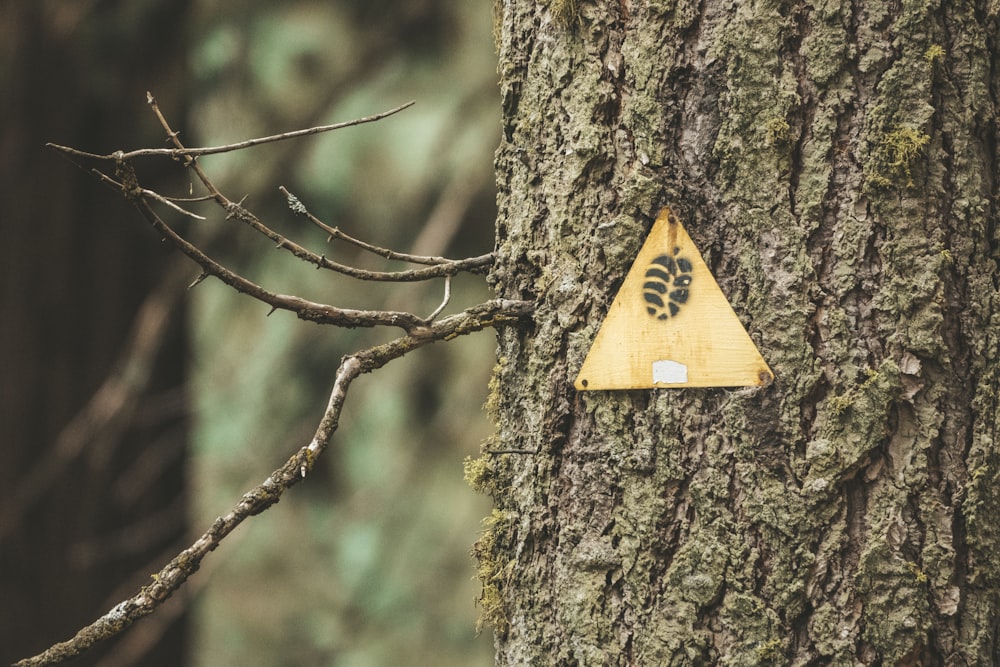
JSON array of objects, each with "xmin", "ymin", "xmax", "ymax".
[{"xmin": 477, "ymin": 0, "xmax": 1000, "ymax": 664}]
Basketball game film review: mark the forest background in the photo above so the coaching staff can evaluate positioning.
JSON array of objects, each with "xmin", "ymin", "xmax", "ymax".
[{"xmin": 2, "ymin": 1, "xmax": 498, "ymax": 665}]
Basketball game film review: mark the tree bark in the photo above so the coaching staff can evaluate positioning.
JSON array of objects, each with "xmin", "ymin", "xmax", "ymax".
[
  {"xmin": 0, "ymin": 2, "xmax": 191, "ymax": 664},
  {"xmin": 481, "ymin": 0, "xmax": 1000, "ymax": 664}
]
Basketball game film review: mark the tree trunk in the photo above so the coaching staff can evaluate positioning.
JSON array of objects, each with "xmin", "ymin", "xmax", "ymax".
[
  {"xmin": 481, "ymin": 0, "xmax": 1000, "ymax": 664},
  {"xmin": 0, "ymin": 2, "xmax": 191, "ymax": 664}
]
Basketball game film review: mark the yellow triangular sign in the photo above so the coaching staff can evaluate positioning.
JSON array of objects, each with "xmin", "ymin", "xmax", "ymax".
[{"xmin": 575, "ymin": 208, "xmax": 773, "ymax": 390}]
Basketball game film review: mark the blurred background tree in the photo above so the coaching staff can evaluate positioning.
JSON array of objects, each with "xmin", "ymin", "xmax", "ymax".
[
  {"xmin": 2, "ymin": 1, "xmax": 498, "ymax": 665},
  {"xmin": 1, "ymin": 1, "xmax": 192, "ymax": 665},
  {"xmin": 187, "ymin": 2, "xmax": 499, "ymax": 665}
]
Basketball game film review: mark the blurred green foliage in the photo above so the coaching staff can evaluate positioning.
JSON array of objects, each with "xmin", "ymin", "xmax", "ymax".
[{"xmin": 187, "ymin": 2, "xmax": 499, "ymax": 664}]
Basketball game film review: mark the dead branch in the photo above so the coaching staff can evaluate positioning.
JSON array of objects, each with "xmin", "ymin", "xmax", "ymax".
[
  {"xmin": 281, "ymin": 185, "xmax": 494, "ymax": 277},
  {"xmin": 141, "ymin": 94, "xmax": 490, "ymax": 282},
  {"xmin": 13, "ymin": 298, "xmax": 531, "ymax": 667},
  {"xmin": 131, "ymin": 195, "xmax": 434, "ymax": 332},
  {"xmin": 18, "ymin": 96, "xmax": 535, "ymax": 665},
  {"xmin": 221, "ymin": 193, "xmax": 492, "ymax": 281},
  {"xmin": 47, "ymin": 99, "xmax": 416, "ymax": 162},
  {"xmin": 46, "ymin": 96, "xmax": 496, "ymax": 330}
]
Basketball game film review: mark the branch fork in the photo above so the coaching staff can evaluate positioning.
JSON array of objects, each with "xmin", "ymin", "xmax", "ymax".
[{"xmin": 22, "ymin": 94, "xmax": 534, "ymax": 666}]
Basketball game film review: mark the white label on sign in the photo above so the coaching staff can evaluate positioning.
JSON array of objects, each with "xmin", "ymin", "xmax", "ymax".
[{"xmin": 652, "ymin": 360, "xmax": 688, "ymax": 384}]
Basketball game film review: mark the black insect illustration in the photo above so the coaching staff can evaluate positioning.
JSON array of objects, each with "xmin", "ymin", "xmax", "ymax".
[{"xmin": 642, "ymin": 248, "xmax": 693, "ymax": 320}]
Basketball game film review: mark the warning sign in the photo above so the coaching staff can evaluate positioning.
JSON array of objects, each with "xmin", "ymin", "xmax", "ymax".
[{"xmin": 574, "ymin": 208, "xmax": 773, "ymax": 390}]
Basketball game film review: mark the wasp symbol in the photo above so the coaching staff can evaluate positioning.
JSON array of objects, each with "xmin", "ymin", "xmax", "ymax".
[{"xmin": 642, "ymin": 249, "xmax": 692, "ymax": 320}]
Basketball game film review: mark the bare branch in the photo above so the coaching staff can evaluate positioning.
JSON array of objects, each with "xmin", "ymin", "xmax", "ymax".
[
  {"xmin": 47, "ymin": 100, "xmax": 493, "ymax": 294},
  {"xmin": 13, "ymin": 298, "xmax": 532, "ymax": 667},
  {"xmin": 225, "ymin": 195, "xmax": 492, "ymax": 281},
  {"xmin": 46, "ymin": 98, "xmax": 416, "ymax": 162},
  {"xmin": 146, "ymin": 95, "xmax": 237, "ymax": 206},
  {"xmin": 140, "ymin": 188, "xmax": 206, "ymax": 220},
  {"xmin": 132, "ymin": 197, "xmax": 430, "ymax": 332},
  {"xmin": 280, "ymin": 186, "xmax": 489, "ymax": 268},
  {"xmin": 150, "ymin": 100, "xmax": 491, "ymax": 283},
  {"xmin": 424, "ymin": 276, "xmax": 452, "ymax": 323},
  {"xmin": 28, "ymin": 94, "xmax": 534, "ymax": 665}
]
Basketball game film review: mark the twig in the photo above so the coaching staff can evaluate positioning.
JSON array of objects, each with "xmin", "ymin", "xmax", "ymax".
[
  {"xmin": 224, "ymin": 195, "xmax": 491, "ymax": 281},
  {"xmin": 140, "ymin": 188, "xmax": 206, "ymax": 220},
  {"xmin": 29, "ymin": 94, "xmax": 534, "ymax": 666},
  {"xmin": 67, "ymin": 134, "xmax": 430, "ymax": 331},
  {"xmin": 46, "ymin": 99, "xmax": 416, "ymax": 162},
  {"xmin": 132, "ymin": 197, "xmax": 430, "ymax": 331},
  {"xmin": 280, "ymin": 186, "xmax": 486, "ymax": 268},
  {"xmin": 147, "ymin": 99, "xmax": 489, "ymax": 283},
  {"xmin": 424, "ymin": 276, "xmax": 452, "ymax": 323},
  {"xmin": 79, "ymin": 164, "xmax": 492, "ymax": 282},
  {"xmin": 49, "ymin": 147, "xmax": 484, "ymax": 326},
  {"xmin": 145, "ymin": 94, "xmax": 253, "ymax": 211},
  {"xmin": 13, "ymin": 298, "xmax": 532, "ymax": 667},
  {"xmin": 46, "ymin": 101, "xmax": 493, "ymax": 287}
]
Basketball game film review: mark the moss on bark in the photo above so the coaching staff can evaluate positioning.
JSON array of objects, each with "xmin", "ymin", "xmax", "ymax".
[{"xmin": 482, "ymin": 0, "xmax": 1000, "ymax": 663}]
